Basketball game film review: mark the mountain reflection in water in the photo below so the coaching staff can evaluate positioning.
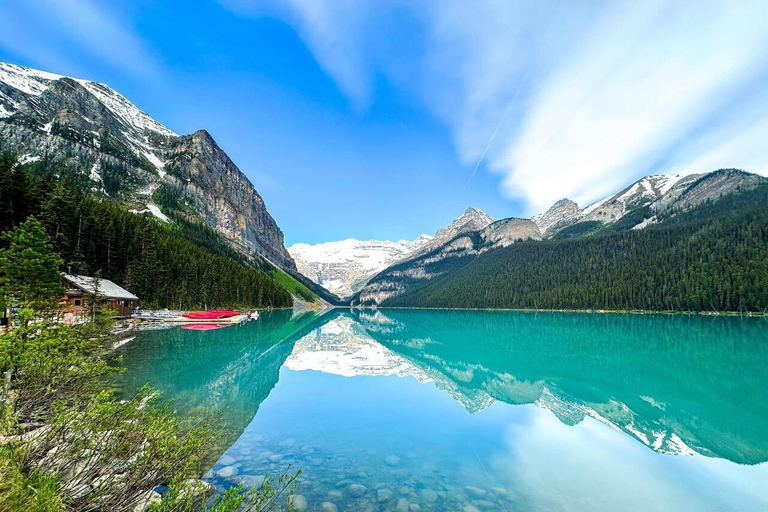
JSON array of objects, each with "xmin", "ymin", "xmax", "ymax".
[{"xmin": 115, "ymin": 309, "xmax": 768, "ymax": 512}]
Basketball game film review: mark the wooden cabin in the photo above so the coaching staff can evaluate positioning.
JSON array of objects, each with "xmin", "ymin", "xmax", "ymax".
[{"xmin": 61, "ymin": 274, "xmax": 139, "ymax": 318}]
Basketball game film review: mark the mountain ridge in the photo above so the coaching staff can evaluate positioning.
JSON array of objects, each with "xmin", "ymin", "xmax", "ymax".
[
  {"xmin": 0, "ymin": 61, "xmax": 298, "ymax": 273},
  {"xmin": 353, "ymin": 168, "xmax": 768, "ymax": 310}
]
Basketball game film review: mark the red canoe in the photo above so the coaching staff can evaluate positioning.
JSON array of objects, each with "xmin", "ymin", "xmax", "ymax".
[
  {"xmin": 182, "ymin": 310, "xmax": 240, "ymax": 320},
  {"xmin": 181, "ymin": 323, "xmax": 232, "ymax": 331}
]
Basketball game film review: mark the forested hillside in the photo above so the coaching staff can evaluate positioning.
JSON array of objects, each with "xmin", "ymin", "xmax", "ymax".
[
  {"xmin": 375, "ymin": 183, "xmax": 768, "ymax": 312},
  {"xmin": 0, "ymin": 147, "xmax": 293, "ymax": 309}
]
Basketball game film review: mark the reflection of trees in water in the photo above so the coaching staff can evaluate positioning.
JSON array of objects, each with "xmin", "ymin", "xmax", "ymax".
[
  {"xmin": 114, "ymin": 310, "xmax": 333, "ymax": 459},
  {"xmin": 351, "ymin": 309, "xmax": 768, "ymax": 465}
]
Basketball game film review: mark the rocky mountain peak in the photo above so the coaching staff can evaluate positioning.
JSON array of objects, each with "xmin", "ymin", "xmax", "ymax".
[
  {"xmin": 532, "ymin": 198, "xmax": 581, "ymax": 237},
  {"xmin": 0, "ymin": 60, "xmax": 296, "ymax": 273},
  {"xmin": 405, "ymin": 207, "xmax": 494, "ymax": 261}
]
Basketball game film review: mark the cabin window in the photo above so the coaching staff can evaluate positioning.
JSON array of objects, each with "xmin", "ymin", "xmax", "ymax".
[{"xmin": 74, "ymin": 299, "xmax": 81, "ymax": 306}]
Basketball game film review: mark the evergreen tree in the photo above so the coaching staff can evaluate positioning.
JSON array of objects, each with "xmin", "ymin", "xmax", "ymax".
[{"xmin": 0, "ymin": 216, "xmax": 64, "ymax": 309}]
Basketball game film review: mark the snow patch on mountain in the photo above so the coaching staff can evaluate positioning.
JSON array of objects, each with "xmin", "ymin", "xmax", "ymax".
[{"xmin": 0, "ymin": 62, "xmax": 176, "ymax": 138}]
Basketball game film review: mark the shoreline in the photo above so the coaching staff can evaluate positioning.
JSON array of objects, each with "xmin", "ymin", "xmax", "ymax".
[{"xmin": 337, "ymin": 305, "xmax": 768, "ymax": 317}]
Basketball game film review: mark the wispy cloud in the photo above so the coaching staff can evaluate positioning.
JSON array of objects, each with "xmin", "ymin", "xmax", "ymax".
[
  {"xmin": 224, "ymin": 0, "xmax": 768, "ymax": 214},
  {"xmin": 0, "ymin": 0, "xmax": 162, "ymax": 81}
]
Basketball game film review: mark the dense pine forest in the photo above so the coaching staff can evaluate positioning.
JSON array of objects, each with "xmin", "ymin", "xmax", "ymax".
[
  {"xmin": 0, "ymin": 148, "xmax": 292, "ymax": 309},
  {"xmin": 382, "ymin": 183, "xmax": 768, "ymax": 312}
]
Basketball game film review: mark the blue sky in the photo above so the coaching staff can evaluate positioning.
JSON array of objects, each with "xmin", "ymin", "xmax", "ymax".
[{"xmin": 1, "ymin": 0, "xmax": 767, "ymax": 245}]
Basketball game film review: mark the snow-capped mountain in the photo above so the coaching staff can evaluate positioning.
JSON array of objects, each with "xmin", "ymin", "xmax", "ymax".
[
  {"xmin": 532, "ymin": 171, "xmax": 765, "ymax": 238},
  {"xmin": 579, "ymin": 174, "xmax": 683, "ymax": 224},
  {"xmin": 531, "ymin": 198, "xmax": 580, "ymax": 238},
  {"xmin": 408, "ymin": 207, "xmax": 494, "ymax": 260},
  {"xmin": 288, "ymin": 235, "xmax": 432, "ymax": 298},
  {"xmin": 355, "ymin": 169, "xmax": 766, "ymax": 306},
  {"xmin": 0, "ymin": 61, "xmax": 296, "ymax": 271}
]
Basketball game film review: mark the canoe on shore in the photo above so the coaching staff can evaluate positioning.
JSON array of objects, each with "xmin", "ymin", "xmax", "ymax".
[
  {"xmin": 182, "ymin": 310, "xmax": 241, "ymax": 320},
  {"xmin": 165, "ymin": 314, "xmax": 247, "ymax": 324}
]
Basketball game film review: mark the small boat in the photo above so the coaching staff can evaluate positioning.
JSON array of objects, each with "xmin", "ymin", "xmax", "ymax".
[
  {"xmin": 181, "ymin": 323, "xmax": 232, "ymax": 331},
  {"xmin": 182, "ymin": 310, "xmax": 241, "ymax": 320}
]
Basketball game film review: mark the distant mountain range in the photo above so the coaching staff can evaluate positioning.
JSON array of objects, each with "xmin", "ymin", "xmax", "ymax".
[
  {"xmin": 288, "ymin": 236, "xmax": 433, "ymax": 298},
  {"xmin": 351, "ymin": 169, "xmax": 768, "ymax": 311},
  {"xmin": 288, "ymin": 207, "xmax": 500, "ymax": 298},
  {"xmin": 0, "ymin": 61, "xmax": 337, "ymax": 305}
]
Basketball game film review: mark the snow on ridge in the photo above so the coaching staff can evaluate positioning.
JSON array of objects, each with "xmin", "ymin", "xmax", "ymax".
[
  {"xmin": 80, "ymin": 81, "xmax": 176, "ymax": 138},
  {"xmin": 581, "ymin": 195, "xmax": 611, "ymax": 215},
  {"xmin": 0, "ymin": 61, "xmax": 177, "ymax": 138}
]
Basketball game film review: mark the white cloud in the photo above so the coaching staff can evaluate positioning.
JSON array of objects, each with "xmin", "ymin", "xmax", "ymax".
[
  {"xmin": 494, "ymin": 0, "xmax": 768, "ymax": 212},
  {"xmin": 224, "ymin": 0, "xmax": 768, "ymax": 213},
  {"xmin": 0, "ymin": 0, "xmax": 162, "ymax": 80}
]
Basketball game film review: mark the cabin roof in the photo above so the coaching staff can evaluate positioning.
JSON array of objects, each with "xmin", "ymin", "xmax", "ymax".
[{"xmin": 63, "ymin": 274, "xmax": 138, "ymax": 300}]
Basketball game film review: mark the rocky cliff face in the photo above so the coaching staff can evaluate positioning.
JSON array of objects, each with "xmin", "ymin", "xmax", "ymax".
[
  {"xmin": 0, "ymin": 61, "xmax": 296, "ymax": 271},
  {"xmin": 164, "ymin": 130, "xmax": 295, "ymax": 269}
]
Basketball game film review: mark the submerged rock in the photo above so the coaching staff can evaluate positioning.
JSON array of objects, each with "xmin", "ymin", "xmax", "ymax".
[
  {"xmin": 288, "ymin": 494, "xmax": 308, "ymax": 512},
  {"xmin": 377, "ymin": 489, "xmax": 393, "ymax": 502},
  {"xmin": 464, "ymin": 486, "xmax": 487, "ymax": 499},
  {"xmin": 463, "ymin": 506, "xmax": 482, "ymax": 512},
  {"xmin": 321, "ymin": 502, "xmax": 339, "ymax": 512},
  {"xmin": 395, "ymin": 498, "xmax": 410, "ymax": 512},
  {"xmin": 348, "ymin": 483, "xmax": 368, "ymax": 497},
  {"xmin": 216, "ymin": 465, "xmax": 238, "ymax": 478},
  {"xmin": 419, "ymin": 488, "xmax": 438, "ymax": 503},
  {"xmin": 327, "ymin": 490, "xmax": 343, "ymax": 500},
  {"xmin": 218, "ymin": 454, "xmax": 236, "ymax": 466},
  {"xmin": 384, "ymin": 455, "xmax": 400, "ymax": 466}
]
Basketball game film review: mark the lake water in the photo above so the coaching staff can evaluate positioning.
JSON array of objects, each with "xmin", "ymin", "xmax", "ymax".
[{"xmin": 114, "ymin": 309, "xmax": 768, "ymax": 512}]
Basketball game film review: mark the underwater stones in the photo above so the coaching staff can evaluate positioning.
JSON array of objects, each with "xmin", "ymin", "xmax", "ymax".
[
  {"xmin": 348, "ymin": 483, "xmax": 368, "ymax": 497},
  {"xmin": 475, "ymin": 499, "xmax": 495, "ymax": 509},
  {"xmin": 288, "ymin": 495, "xmax": 308, "ymax": 512},
  {"xmin": 216, "ymin": 465, "xmax": 238, "ymax": 478},
  {"xmin": 321, "ymin": 502, "xmax": 339, "ymax": 512},
  {"xmin": 409, "ymin": 504, "xmax": 421, "ymax": 512},
  {"xmin": 464, "ymin": 487, "xmax": 487, "ymax": 499},
  {"xmin": 218, "ymin": 454, "xmax": 236, "ymax": 466},
  {"xmin": 378, "ymin": 489, "xmax": 393, "ymax": 502},
  {"xmin": 463, "ymin": 506, "xmax": 482, "ymax": 512},
  {"xmin": 491, "ymin": 487, "xmax": 507, "ymax": 498},
  {"xmin": 419, "ymin": 488, "xmax": 438, "ymax": 503},
  {"xmin": 385, "ymin": 455, "xmax": 400, "ymax": 466},
  {"xmin": 395, "ymin": 498, "xmax": 410, "ymax": 512},
  {"xmin": 327, "ymin": 490, "xmax": 343, "ymax": 500},
  {"xmin": 269, "ymin": 453, "xmax": 284, "ymax": 462},
  {"xmin": 233, "ymin": 475, "xmax": 264, "ymax": 488}
]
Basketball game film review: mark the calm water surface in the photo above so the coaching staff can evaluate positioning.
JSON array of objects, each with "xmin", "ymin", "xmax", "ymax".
[{"xmin": 114, "ymin": 310, "xmax": 768, "ymax": 512}]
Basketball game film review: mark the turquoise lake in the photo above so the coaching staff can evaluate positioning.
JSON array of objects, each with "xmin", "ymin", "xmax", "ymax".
[{"xmin": 114, "ymin": 310, "xmax": 768, "ymax": 512}]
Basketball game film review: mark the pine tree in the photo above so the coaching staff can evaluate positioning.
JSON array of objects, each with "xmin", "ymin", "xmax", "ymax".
[{"xmin": 0, "ymin": 216, "xmax": 64, "ymax": 310}]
